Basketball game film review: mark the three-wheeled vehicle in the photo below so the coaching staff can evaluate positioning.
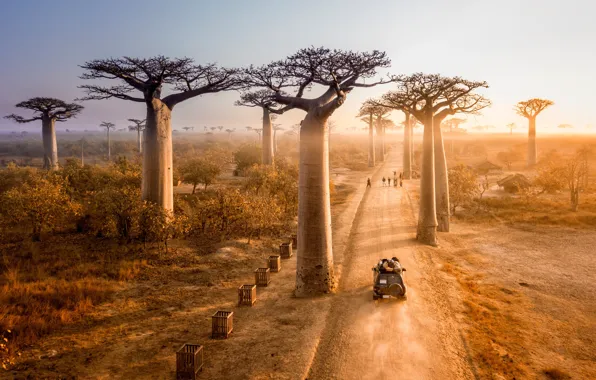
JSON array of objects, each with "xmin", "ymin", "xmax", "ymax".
[{"xmin": 372, "ymin": 257, "xmax": 407, "ymax": 300}]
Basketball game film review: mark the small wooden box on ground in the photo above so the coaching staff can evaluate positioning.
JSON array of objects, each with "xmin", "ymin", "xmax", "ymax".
[
  {"xmin": 268, "ymin": 255, "xmax": 281, "ymax": 272},
  {"xmin": 290, "ymin": 234, "xmax": 298, "ymax": 249},
  {"xmin": 279, "ymin": 242, "xmax": 292, "ymax": 259},
  {"xmin": 254, "ymin": 267, "xmax": 271, "ymax": 286},
  {"xmin": 176, "ymin": 343, "xmax": 203, "ymax": 380},
  {"xmin": 211, "ymin": 311, "xmax": 233, "ymax": 339},
  {"xmin": 238, "ymin": 284, "xmax": 257, "ymax": 306}
]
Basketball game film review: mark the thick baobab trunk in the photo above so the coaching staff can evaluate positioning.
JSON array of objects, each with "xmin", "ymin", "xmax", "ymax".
[
  {"xmin": 142, "ymin": 99, "xmax": 174, "ymax": 213},
  {"xmin": 403, "ymin": 113, "xmax": 412, "ymax": 179},
  {"xmin": 295, "ymin": 111, "xmax": 335, "ymax": 296},
  {"xmin": 273, "ymin": 128, "xmax": 278, "ymax": 156},
  {"xmin": 375, "ymin": 117, "xmax": 384, "ymax": 162},
  {"xmin": 262, "ymin": 108, "xmax": 274, "ymax": 165},
  {"xmin": 433, "ymin": 120, "xmax": 450, "ymax": 232},
  {"xmin": 81, "ymin": 141, "xmax": 84, "ymax": 166},
  {"xmin": 527, "ymin": 117, "xmax": 537, "ymax": 167},
  {"xmin": 41, "ymin": 116, "xmax": 58, "ymax": 170},
  {"xmin": 417, "ymin": 116, "xmax": 438, "ymax": 246},
  {"xmin": 137, "ymin": 128, "xmax": 142, "ymax": 153},
  {"xmin": 368, "ymin": 114, "xmax": 375, "ymax": 167}
]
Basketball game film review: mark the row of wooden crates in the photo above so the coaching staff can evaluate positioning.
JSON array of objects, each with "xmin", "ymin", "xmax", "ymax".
[{"xmin": 176, "ymin": 236, "xmax": 297, "ymax": 379}]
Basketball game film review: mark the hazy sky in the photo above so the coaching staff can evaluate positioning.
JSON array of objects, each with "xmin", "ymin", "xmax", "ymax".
[{"xmin": 1, "ymin": 0, "xmax": 594, "ymax": 134}]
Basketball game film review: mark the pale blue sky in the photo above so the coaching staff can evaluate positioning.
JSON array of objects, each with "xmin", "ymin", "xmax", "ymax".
[{"xmin": 1, "ymin": 0, "xmax": 594, "ymax": 134}]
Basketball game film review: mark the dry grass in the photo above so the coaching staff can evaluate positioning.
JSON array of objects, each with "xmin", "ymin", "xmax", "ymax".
[
  {"xmin": 440, "ymin": 255, "xmax": 530, "ymax": 379},
  {"xmin": 456, "ymin": 193, "xmax": 596, "ymax": 228},
  {"xmin": 0, "ymin": 236, "xmax": 151, "ymax": 362}
]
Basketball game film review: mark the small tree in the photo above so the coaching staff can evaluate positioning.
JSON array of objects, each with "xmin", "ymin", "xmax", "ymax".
[
  {"xmin": 448, "ymin": 165, "xmax": 478, "ymax": 215},
  {"xmin": 234, "ymin": 144, "xmax": 262, "ymax": 173},
  {"xmin": 514, "ymin": 98, "xmax": 554, "ymax": 167},
  {"xmin": 4, "ymin": 98, "xmax": 83, "ymax": 170},
  {"xmin": 562, "ymin": 149, "xmax": 590, "ymax": 211},
  {"xmin": 179, "ymin": 157, "xmax": 222, "ymax": 193}
]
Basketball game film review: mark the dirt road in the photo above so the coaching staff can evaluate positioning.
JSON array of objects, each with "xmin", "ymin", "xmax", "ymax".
[{"xmin": 306, "ymin": 152, "xmax": 474, "ymax": 380}]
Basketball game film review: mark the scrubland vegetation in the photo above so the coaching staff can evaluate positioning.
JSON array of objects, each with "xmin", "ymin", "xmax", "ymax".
[{"xmin": 0, "ymin": 134, "xmax": 368, "ymax": 370}]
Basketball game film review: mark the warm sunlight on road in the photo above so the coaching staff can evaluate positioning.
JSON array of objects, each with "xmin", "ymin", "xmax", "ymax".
[{"xmin": 306, "ymin": 151, "xmax": 473, "ymax": 380}]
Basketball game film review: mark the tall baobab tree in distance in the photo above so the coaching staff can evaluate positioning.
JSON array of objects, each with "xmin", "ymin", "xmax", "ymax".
[
  {"xmin": 443, "ymin": 117, "xmax": 466, "ymax": 157},
  {"xmin": 514, "ymin": 98, "xmax": 554, "ymax": 167},
  {"xmin": 360, "ymin": 101, "xmax": 390, "ymax": 163},
  {"xmin": 78, "ymin": 56, "xmax": 242, "ymax": 212},
  {"xmin": 182, "ymin": 126, "xmax": 194, "ymax": 132},
  {"xmin": 376, "ymin": 74, "xmax": 490, "ymax": 240},
  {"xmin": 507, "ymin": 122, "xmax": 517, "ymax": 135},
  {"xmin": 217, "ymin": 126, "xmax": 224, "ymax": 132},
  {"xmin": 358, "ymin": 102, "xmax": 384, "ymax": 167},
  {"xmin": 225, "ymin": 128, "xmax": 236, "ymax": 141},
  {"xmin": 100, "ymin": 121, "xmax": 116, "ymax": 161},
  {"xmin": 236, "ymin": 88, "xmax": 286, "ymax": 164},
  {"xmin": 245, "ymin": 47, "xmax": 391, "ymax": 296},
  {"xmin": 273, "ymin": 123, "xmax": 284, "ymax": 155},
  {"xmin": 4, "ymin": 97, "xmax": 83, "ymax": 170},
  {"xmin": 128, "ymin": 118, "xmax": 146, "ymax": 153}
]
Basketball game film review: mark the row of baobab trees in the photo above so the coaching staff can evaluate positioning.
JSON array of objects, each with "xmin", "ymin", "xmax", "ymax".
[{"xmin": 3, "ymin": 47, "xmax": 553, "ymax": 296}]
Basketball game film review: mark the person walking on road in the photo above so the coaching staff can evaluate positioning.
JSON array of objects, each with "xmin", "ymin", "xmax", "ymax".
[
  {"xmin": 366, "ymin": 178, "xmax": 371, "ymax": 188},
  {"xmin": 388, "ymin": 177, "xmax": 391, "ymax": 186},
  {"xmin": 382, "ymin": 177, "xmax": 386, "ymax": 186}
]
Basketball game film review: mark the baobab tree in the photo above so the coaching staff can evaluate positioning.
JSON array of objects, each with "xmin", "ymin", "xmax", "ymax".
[
  {"xmin": 558, "ymin": 123, "xmax": 573, "ymax": 130},
  {"xmin": 128, "ymin": 118, "xmax": 146, "ymax": 153},
  {"xmin": 442, "ymin": 117, "xmax": 466, "ymax": 157},
  {"xmin": 225, "ymin": 128, "xmax": 236, "ymax": 141},
  {"xmin": 360, "ymin": 101, "xmax": 391, "ymax": 163},
  {"xmin": 273, "ymin": 123, "xmax": 284, "ymax": 155},
  {"xmin": 210, "ymin": 126, "xmax": 217, "ymax": 133},
  {"xmin": 244, "ymin": 47, "xmax": 391, "ymax": 295},
  {"xmin": 4, "ymin": 97, "xmax": 83, "ymax": 170},
  {"xmin": 507, "ymin": 122, "xmax": 517, "ymax": 135},
  {"xmin": 236, "ymin": 88, "xmax": 286, "ymax": 164},
  {"xmin": 100, "ymin": 121, "xmax": 116, "ymax": 161},
  {"xmin": 217, "ymin": 126, "xmax": 224, "ymax": 133},
  {"xmin": 376, "ymin": 74, "xmax": 490, "ymax": 241},
  {"xmin": 182, "ymin": 126, "xmax": 194, "ymax": 132},
  {"xmin": 78, "ymin": 56, "xmax": 241, "ymax": 212},
  {"xmin": 514, "ymin": 98, "xmax": 554, "ymax": 167}
]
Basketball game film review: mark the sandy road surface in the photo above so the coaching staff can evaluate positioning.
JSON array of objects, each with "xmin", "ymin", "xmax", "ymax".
[{"xmin": 306, "ymin": 152, "xmax": 474, "ymax": 380}]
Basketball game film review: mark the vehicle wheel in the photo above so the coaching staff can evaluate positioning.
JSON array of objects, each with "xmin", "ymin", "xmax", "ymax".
[{"xmin": 372, "ymin": 294, "xmax": 379, "ymax": 301}]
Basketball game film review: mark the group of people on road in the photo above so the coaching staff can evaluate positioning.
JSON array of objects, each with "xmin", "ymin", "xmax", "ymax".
[{"xmin": 366, "ymin": 171, "xmax": 403, "ymax": 188}]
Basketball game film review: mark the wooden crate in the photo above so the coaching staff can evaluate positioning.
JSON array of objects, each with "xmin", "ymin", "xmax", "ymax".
[
  {"xmin": 238, "ymin": 284, "xmax": 257, "ymax": 306},
  {"xmin": 279, "ymin": 242, "xmax": 293, "ymax": 259},
  {"xmin": 176, "ymin": 343, "xmax": 203, "ymax": 380},
  {"xmin": 211, "ymin": 311, "xmax": 233, "ymax": 339},
  {"xmin": 290, "ymin": 234, "xmax": 298, "ymax": 249},
  {"xmin": 254, "ymin": 268, "xmax": 271, "ymax": 286},
  {"xmin": 268, "ymin": 255, "xmax": 281, "ymax": 272}
]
